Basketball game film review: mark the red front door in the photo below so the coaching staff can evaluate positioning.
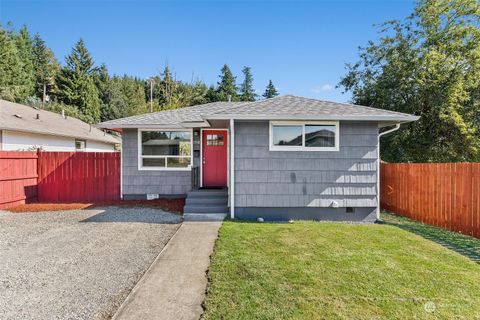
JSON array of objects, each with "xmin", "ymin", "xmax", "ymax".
[{"xmin": 202, "ymin": 130, "xmax": 228, "ymax": 187}]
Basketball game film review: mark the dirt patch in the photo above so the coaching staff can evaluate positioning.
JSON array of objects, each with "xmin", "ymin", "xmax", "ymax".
[
  {"xmin": 96, "ymin": 199, "xmax": 185, "ymax": 214},
  {"xmin": 8, "ymin": 203, "xmax": 92, "ymax": 212},
  {"xmin": 8, "ymin": 198, "xmax": 185, "ymax": 214}
]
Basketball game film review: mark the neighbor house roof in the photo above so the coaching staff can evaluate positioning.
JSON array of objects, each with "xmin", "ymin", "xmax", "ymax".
[
  {"xmin": 0, "ymin": 100, "xmax": 120, "ymax": 144},
  {"xmin": 96, "ymin": 95, "xmax": 419, "ymax": 129}
]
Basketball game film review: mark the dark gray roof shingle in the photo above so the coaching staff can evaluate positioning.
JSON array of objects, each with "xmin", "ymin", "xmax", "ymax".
[
  {"xmin": 97, "ymin": 95, "xmax": 418, "ymax": 129},
  {"xmin": 214, "ymin": 95, "xmax": 415, "ymax": 117},
  {"xmin": 97, "ymin": 101, "xmax": 244, "ymax": 128}
]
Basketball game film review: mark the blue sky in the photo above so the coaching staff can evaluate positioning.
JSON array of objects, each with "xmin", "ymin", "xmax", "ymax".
[{"xmin": 1, "ymin": 0, "xmax": 415, "ymax": 102}]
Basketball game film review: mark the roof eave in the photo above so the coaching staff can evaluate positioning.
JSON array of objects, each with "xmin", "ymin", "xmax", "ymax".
[{"xmin": 1, "ymin": 127, "xmax": 120, "ymax": 144}]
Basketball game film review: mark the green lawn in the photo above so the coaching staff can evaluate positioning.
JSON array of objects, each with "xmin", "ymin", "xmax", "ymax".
[{"xmin": 202, "ymin": 214, "xmax": 480, "ymax": 320}]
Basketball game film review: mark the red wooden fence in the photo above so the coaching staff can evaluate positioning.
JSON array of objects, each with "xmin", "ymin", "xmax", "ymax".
[
  {"xmin": 381, "ymin": 163, "xmax": 480, "ymax": 239},
  {"xmin": 0, "ymin": 151, "xmax": 38, "ymax": 209},
  {"xmin": 37, "ymin": 151, "xmax": 120, "ymax": 202},
  {"xmin": 0, "ymin": 151, "xmax": 120, "ymax": 208}
]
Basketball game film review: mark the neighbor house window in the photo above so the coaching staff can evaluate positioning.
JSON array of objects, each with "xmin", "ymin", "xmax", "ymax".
[
  {"xmin": 139, "ymin": 130, "xmax": 192, "ymax": 170},
  {"xmin": 269, "ymin": 121, "xmax": 339, "ymax": 151},
  {"xmin": 75, "ymin": 139, "xmax": 86, "ymax": 150}
]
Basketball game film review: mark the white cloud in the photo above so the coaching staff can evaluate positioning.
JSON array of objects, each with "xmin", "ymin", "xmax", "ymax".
[{"xmin": 312, "ymin": 84, "xmax": 335, "ymax": 93}]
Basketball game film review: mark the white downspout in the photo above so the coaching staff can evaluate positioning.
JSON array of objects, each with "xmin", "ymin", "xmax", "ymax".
[
  {"xmin": 230, "ymin": 118, "xmax": 235, "ymax": 219},
  {"xmin": 377, "ymin": 123, "xmax": 401, "ymax": 220}
]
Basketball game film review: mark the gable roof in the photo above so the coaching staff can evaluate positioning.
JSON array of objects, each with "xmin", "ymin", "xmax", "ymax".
[
  {"xmin": 0, "ymin": 100, "xmax": 120, "ymax": 144},
  {"xmin": 96, "ymin": 95, "xmax": 419, "ymax": 129}
]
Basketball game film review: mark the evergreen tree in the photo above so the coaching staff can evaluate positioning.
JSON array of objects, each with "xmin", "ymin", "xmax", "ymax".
[
  {"xmin": 65, "ymin": 38, "xmax": 95, "ymax": 74},
  {"xmin": 0, "ymin": 26, "xmax": 24, "ymax": 101},
  {"xmin": 189, "ymin": 80, "xmax": 209, "ymax": 106},
  {"xmin": 122, "ymin": 75, "xmax": 147, "ymax": 116},
  {"xmin": 262, "ymin": 80, "xmax": 278, "ymax": 99},
  {"xmin": 205, "ymin": 85, "xmax": 220, "ymax": 103},
  {"xmin": 94, "ymin": 66, "xmax": 147, "ymax": 120},
  {"xmin": 14, "ymin": 26, "xmax": 36, "ymax": 101},
  {"xmin": 0, "ymin": 24, "xmax": 36, "ymax": 102},
  {"xmin": 31, "ymin": 33, "xmax": 59, "ymax": 103},
  {"xmin": 167, "ymin": 80, "xmax": 209, "ymax": 109},
  {"xmin": 159, "ymin": 65, "xmax": 176, "ymax": 107},
  {"xmin": 95, "ymin": 64, "xmax": 117, "ymax": 120},
  {"xmin": 216, "ymin": 64, "xmax": 237, "ymax": 101},
  {"xmin": 150, "ymin": 66, "xmax": 211, "ymax": 110},
  {"xmin": 57, "ymin": 38, "xmax": 100, "ymax": 123},
  {"xmin": 239, "ymin": 66, "xmax": 256, "ymax": 101}
]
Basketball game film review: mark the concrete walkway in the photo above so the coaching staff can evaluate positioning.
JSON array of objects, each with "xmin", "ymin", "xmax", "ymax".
[{"xmin": 112, "ymin": 221, "xmax": 222, "ymax": 320}]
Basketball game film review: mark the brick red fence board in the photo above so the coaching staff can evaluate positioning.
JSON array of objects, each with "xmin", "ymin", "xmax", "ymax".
[
  {"xmin": 0, "ymin": 151, "xmax": 120, "ymax": 208},
  {"xmin": 0, "ymin": 151, "xmax": 38, "ymax": 209},
  {"xmin": 37, "ymin": 151, "xmax": 120, "ymax": 202}
]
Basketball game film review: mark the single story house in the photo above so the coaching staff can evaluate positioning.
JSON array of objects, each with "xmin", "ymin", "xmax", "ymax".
[
  {"xmin": 97, "ymin": 95, "xmax": 418, "ymax": 222},
  {"xmin": 0, "ymin": 100, "xmax": 120, "ymax": 152}
]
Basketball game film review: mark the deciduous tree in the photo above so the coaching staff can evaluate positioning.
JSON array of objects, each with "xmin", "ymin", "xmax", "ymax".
[{"xmin": 340, "ymin": 0, "xmax": 480, "ymax": 162}]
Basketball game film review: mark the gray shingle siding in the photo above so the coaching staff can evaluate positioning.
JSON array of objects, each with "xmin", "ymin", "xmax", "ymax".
[
  {"xmin": 122, "ymin": 129, "xmax": 192, "ymax": 197},
  {"xmin": 233, "ymin": 121, "xmax": 378, "ymax": 209}
]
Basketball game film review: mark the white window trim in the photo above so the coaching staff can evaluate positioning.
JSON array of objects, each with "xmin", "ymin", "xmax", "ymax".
[
  {"xmin": 138, "ymin": 128, "xmax": 193, "ymax": 171},
  {"xmin": 269, "ymin": 121, "xmax": 339, "ymax": 152},
  {"xmin": 75, "ymin": 139, "xmax": 87, "ymax": 152}
]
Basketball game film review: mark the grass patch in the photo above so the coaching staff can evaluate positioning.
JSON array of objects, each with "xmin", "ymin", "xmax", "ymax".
[
  {"xmin": 381, "ymin": 213, "xmax": 480, "ymax": 263},
  {"xmin": 203, "ymin": 217, "xmax": 480, "ymax": 319}
]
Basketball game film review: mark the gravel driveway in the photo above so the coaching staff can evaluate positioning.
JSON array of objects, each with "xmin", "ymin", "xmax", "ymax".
[{"xmin": 0, "ymin": 206, "xmax": 182, "ymax": 320}]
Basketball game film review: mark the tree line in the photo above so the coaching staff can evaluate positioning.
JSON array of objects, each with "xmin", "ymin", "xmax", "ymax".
[{"xmin": 0, "ymin": 23, "xmax": 279, "ymax": 124}]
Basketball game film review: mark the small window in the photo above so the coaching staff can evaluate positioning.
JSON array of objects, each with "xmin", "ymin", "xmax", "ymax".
[
  {"xmin": 346, "ymin": 207, "xmax": 355, "ymax": 213},
  {"xmin": 269, "ymin": 121, "xmax": 339, "ymax": 151},
  {"xmin": 139, "ymin": 130, "xmax": 192, "ymax": 170},
  {"xmin": 206, "ymin": 134, "xmax": 224, "ymax": 146},
  {"xmin": 75, "ymin": 139, "xmax": 86, "ymax": 150}
]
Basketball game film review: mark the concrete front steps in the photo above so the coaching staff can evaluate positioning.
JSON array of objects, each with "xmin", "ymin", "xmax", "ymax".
[{"xmin": 183, "ymin": 189, "xmax": 228, "ymax": 221}]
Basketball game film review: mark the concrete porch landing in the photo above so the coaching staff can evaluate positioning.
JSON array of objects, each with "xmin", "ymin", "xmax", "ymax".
[{"xmin": 112, "ymin": 221, "xmax": 222, "ymax": 320}]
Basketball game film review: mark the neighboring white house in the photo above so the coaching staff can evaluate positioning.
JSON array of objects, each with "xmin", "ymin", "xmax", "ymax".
[{"xmin": 0, "ymin": 100, "xmax": 120, "ymax": 152}]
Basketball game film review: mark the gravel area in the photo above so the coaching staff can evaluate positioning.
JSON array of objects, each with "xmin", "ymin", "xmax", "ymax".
[{"xmin": 0, "ymin": 206, "xmax": 182, "ymax": 320}]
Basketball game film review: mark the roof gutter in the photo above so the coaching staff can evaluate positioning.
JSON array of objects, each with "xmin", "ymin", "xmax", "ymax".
[
  {"xmin": 0, "ymin": 127, "xmax": 120, "ymax": 145},
  {"xmin": 376, "ymin": 123, "xmax": 401, "ymax": 221}
]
